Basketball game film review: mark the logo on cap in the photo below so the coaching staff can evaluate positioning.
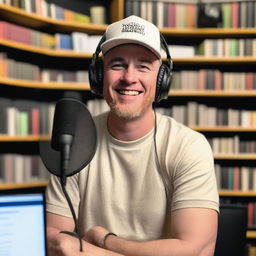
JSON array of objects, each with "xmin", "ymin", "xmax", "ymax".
[{"xmin": 121, "ymin": 22, "xmax": 145, "ymax": 35}]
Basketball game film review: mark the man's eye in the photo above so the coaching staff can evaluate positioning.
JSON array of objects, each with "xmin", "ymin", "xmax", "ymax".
[
  {"xmin": 138, "ymin": 65, "xmax": 150, "ymax": 71},
  {"xmin": 111, "ymin": 63, "xmax": 124, "ymax": 70}
]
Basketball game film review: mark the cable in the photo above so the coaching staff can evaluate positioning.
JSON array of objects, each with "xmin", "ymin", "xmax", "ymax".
[
  {"xmin": 60, "ymin": 181, "xmax": 83, "ymax": 252},
  {"xmin": 59, "ymin": 146, "xmax": 83, "ymax": 252},
  {"xmin": 153, "ymin": 105, "xmax": 171, "ymax": 202}
]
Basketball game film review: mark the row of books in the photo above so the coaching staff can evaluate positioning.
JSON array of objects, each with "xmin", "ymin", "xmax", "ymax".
[
  {"xmin": 3, "ymin": 19, "xmax": 256, "ymax": 59},
  {"xmin": 215, "ymin": 164, "xmax": 256, "ymax": 191},
  {"xmin": 0, "ymin": 0, "xmax": 106, "ymax": 24},
  {"xmin": 0, "ymin": 98, "xmax": 55, "ymax": 135},
  {"xmin": 0, "ymin": 53, "xmax": 89, "ymax": 82},
  {"xmin": 4, "ymin": 20, "xmax": 256, "ymax": 59},
  {"xmin": 56, "ymin": 33, "xmax": 101, "ymax": 52},
  {"xmin": 169, "ymin": 38, "xmax": 256, "ymax": 58},
  {"xmin": 0, "ymin": 153, "xmax": 49, "ymax": 184},
  {"xmin": 125, "ymin": 0, "xmax": 256, "ymax": 28},
  {"xmin": 208, "ymin": 136, "xmax": 256, "ymax": 155},
  {"xmin": 171, "ymin": 70, "xmax": 256, "ymax": 91},
  {"xmin": 196, "ymin": 38, "xmax": 256, "ymax": 57},
  {"xmin": 161, "ymin": 102, "xmax": 256, "ymax": 127},
  {"xmin": 0, "ymin": 21, "xmax": 102, "ymax": 53}
]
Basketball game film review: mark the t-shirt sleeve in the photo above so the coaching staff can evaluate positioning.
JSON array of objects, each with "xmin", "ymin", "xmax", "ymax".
[
  {"xmin": 170, "ymin": 133, "xmax": 219, "ymax": 213},
  {"xmin": 46, "ymin": 173, "xmax": 80, "ymax": 218}
]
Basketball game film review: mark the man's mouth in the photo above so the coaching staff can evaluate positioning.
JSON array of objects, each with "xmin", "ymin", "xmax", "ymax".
[{"xmin": 116, "ymin": 90, "xmax": 141, "ymax": 96}]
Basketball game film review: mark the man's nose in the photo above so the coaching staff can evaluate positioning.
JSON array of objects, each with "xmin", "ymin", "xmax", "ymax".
[{"xmin": 121, "ymin": 65, "xmax": 137, "ymax": 84}]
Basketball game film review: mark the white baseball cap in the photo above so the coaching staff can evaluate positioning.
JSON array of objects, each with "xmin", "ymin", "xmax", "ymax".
[{"xmin": 101, "ymin": 15, "xmax": 161, "ymax": 58}]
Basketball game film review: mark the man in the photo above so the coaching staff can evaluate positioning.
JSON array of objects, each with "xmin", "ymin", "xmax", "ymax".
[{"xmin": 46, "ymin": 15, "xmax": 219, "ymax": 256}]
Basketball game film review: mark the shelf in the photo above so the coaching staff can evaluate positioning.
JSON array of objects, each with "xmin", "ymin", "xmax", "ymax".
[
  {"xmin": 214, "ymin": 154, "xmax": 256, "ymax": 160},
  {"xmin": 174, "ymin": 56, "xmax": 256, "ymax": 65},
  {"xmin": 0, "ymin": 77, "xmax": 90, "ymax": 90},
  {"xmin": 192, "ymin": 126, "xmax": 256, "ymax": 132},
  {"xmin": 219, "ymin": 190, "xmax": 256, "ymax": 197},
  {"xmin": 0, "ymin": 180, "xmax": 48, "ymax": 190},
  {"xmin": 3, "ymin": 76, "xmax": 256, "ymax": 94},
  {"xmin": 247, "ymin": 231, "xmax": 256, "ymax": 239},
  {"xmin": 0, "ymin": 39, "xmax": 93, "ymax": 58},
  {"xmin": 169, "ymin": 90, "xmax": 256, "ymax": 97},
  {"xmin": 1, "ymin": 4, "xmax": 256, "ymax": 37},
  {"xmin": 2, "ymin": 39, "xmax": 256, "ymax": 65},
  {"xmin": 0, "ymin": 135, "xmax": 50, "ymax": 141},
  {"xmin": 0, "ymin": 4, "xmax": 107, "ymax": 34},
  {"xmin": 161, "ymin": 27, "xmax": 256, "ymax": 38}
]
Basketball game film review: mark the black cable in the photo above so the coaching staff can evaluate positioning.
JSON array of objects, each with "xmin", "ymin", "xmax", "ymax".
[
  {"xmin": 153, "ymin": 106, "xmax": 160, "ymax": 167},
  {"xmin": 59, "ymin": 146, "xmax": 83, "ymax": 252},
  {"xmin": 153, "ymin": 105, "xmax": 171, "ymax": 201},
  {"xmin": 60, "ymin": 180, "xmax": 83, "ymax": 252}
]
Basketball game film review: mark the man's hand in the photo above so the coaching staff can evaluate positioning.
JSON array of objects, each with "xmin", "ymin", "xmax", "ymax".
[
  {"xmin": 83, "ymin": 226, "xmax": 111, "ymax": 247},
  {"xmin": 47, "ymin": 229, "xmax": 82, "ymax": 256}
]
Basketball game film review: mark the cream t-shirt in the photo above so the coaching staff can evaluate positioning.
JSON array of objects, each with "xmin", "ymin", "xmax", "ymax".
[{"xmin": 46, "ymin": 112, "xmax": 219, "ymax": 241}]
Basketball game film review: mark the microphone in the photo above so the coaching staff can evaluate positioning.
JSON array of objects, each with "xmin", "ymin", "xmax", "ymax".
[
  {"xmin": 40, "ymin": 97, "xmax": 97, "ymax": 179},
  {"xmin": 40, "ymin": 96, "xmax": 97, "ymax": 252}
]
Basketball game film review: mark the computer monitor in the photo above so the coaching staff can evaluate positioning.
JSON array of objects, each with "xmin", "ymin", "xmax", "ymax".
[{"xmin": 0, "ymin": 187, "xmax": 47, "ymax": 256}]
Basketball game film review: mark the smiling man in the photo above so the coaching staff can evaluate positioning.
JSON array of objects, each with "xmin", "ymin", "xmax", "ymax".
[
  {"xmin": 103, "ymin": 45, "xmax": 158, "ymax": 121},
  {"xmin": 46, "ymin": 15, "xmax": 219, "ymax": 256}
]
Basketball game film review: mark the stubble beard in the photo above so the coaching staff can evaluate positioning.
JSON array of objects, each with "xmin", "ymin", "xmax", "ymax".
[{"xmin": 108, "ymin": 96, "xmax": 153, "ymax": 120}]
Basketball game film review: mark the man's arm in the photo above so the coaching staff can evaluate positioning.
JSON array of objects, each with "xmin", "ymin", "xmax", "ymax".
[
  {"xmin": 84, "ymin": 208, "xmax": 218, "ymax": 256},
  {"xmin": 47, "ymin": 212, "xmax": 124, "ymax": 256}
]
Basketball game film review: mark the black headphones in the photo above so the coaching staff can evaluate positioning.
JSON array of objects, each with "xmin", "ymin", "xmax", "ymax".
[{"xmin": 89, "ymin": 33, "xmax": 173, "ymax": 103}]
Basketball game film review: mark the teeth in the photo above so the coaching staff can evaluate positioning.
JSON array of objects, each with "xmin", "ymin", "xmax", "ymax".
[{"xmin": 118, "ymin": 90, "xmax": 139, "ymax": 95}]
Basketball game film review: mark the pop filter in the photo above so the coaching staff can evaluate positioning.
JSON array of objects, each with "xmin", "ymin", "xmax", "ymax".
[
  {"xmin": 39, "ymin": 98, "xmax": 97, "ymax": 177},
  {"xmin": 40, "ymin": 97, "xmax": 97, "ymax": 252}
]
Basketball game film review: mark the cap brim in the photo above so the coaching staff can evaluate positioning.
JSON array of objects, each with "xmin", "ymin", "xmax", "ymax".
[{"xmin": 101, "ymin": 37, "xmax": 161, "ymax": 58}]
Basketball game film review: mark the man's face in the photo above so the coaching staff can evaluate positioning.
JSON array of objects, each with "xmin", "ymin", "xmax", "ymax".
[{"xmin": 103, "ymin": 44, "xmax": 161, "ymax": 120}]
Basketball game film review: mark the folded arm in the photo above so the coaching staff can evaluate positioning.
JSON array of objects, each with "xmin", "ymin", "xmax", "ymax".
[
  {"xmin": 84, "ymin": 208, "xmax": 218, "ymax": 256},
  {"xmin": 46, "ymin": 212, "xmax": 124, "ymax": 256}
]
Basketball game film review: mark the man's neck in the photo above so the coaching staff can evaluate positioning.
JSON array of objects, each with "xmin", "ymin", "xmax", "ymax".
[{"xmin": 107, "ymin": 110, "xmax": 155, "ymax": 141}]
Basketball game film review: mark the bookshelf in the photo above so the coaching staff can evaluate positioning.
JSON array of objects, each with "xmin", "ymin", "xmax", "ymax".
[
  {"xmin": 0, "ymin": 0, "xmax": 256, "ymax": 250},
  {"xmin": 0, "ymin": 180, "xmax": 48, "ymax": 190},
  {"xmin": 0, "ymin": 0, "xmax": 123, "ymax": 189}
]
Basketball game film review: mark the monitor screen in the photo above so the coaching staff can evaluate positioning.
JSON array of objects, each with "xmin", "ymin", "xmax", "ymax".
[{"xmin": 0, "ymin": 191, "xmax": 46, "ymax": 256}]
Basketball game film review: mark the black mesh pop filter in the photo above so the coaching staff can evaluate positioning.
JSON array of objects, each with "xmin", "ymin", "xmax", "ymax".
[{"xmin": 40, "ymin": 98, "xmax": 97, "ymax": 177}]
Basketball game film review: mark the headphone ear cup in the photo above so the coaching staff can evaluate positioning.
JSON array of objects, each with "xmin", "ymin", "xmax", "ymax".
[
  {"xmin": 155, "ymin": 64, "xmax": 172, "ymax": 103},
  {"xmin": 89, "ymin": 59, "xmax": 104, "ymax": 96}
]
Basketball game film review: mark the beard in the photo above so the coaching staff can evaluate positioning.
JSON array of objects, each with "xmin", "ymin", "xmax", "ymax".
[
  {"xmin": 108, "ymin": 96, "xmax": 153, "ymax": 120},
  {"xmin": 109, "ymin": 102, "xmax": 142, "ymax": 120}
]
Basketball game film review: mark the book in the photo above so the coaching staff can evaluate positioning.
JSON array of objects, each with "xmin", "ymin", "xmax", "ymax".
[{"xmin": 90, "ymin": 6, "xmax": 106, "ymax": 24}]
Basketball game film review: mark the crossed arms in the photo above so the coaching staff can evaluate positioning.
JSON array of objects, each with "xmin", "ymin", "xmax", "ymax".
[{"xmin": 47, "ymin": 207, "xmax": 218, "ymax": 256}]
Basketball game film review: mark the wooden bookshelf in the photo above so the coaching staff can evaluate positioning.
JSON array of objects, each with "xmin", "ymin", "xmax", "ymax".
[
  {"xmin": 160, "ymin": 27, "xmax": 256, "ymax": 38},
  {"xmin": 0, "ymin": 4, "xmax": 107, "ymax": 34},
  {"xmin": 169, "ymin": 90, "xmax": 256, "ymax": 97},
  {"xmin": 0, "ymin": 1, "xmax": 256, "ymax": 246},
  {"xmin": 174, "ymin": 56, "xmax": 256, "ymax": 65},
  {"xmin": 1, "ymin": 3, "xmax": 255, "ymax": 37},
  {"xmin": 0, "ymin": 77, "xmax": 90, "ymax": 90},
  {"xmin": 0, "ymin": 135, "xmax": 50, "ymax": 141},
  {"xmin": 219, "ymin": 190, "xmax": 256, "ymax": 197},
  {"xmin": 0, "ymin": 180, "xmax": 48, "ymax": 190},
  {"xmin": 2, "ymin": 39, "xmax": 256, "ymax": 65},
  {"xmin": 1, "ymin": 36, "xmax": 256, "ymax": 63},
  {"xmin": 247, "ymin": 231, "xmax": 256, "ymax": 239},
  {"xmin": 0, "ymin": 39, "xmax": 93, "ymax": 58},
  {"xmin": 192, "ymin": 127, "xmax": 256, "ymax": 132},
  {"xmin": 214, "ymin": 154, "xmax": 256, "ymax": 160}
]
